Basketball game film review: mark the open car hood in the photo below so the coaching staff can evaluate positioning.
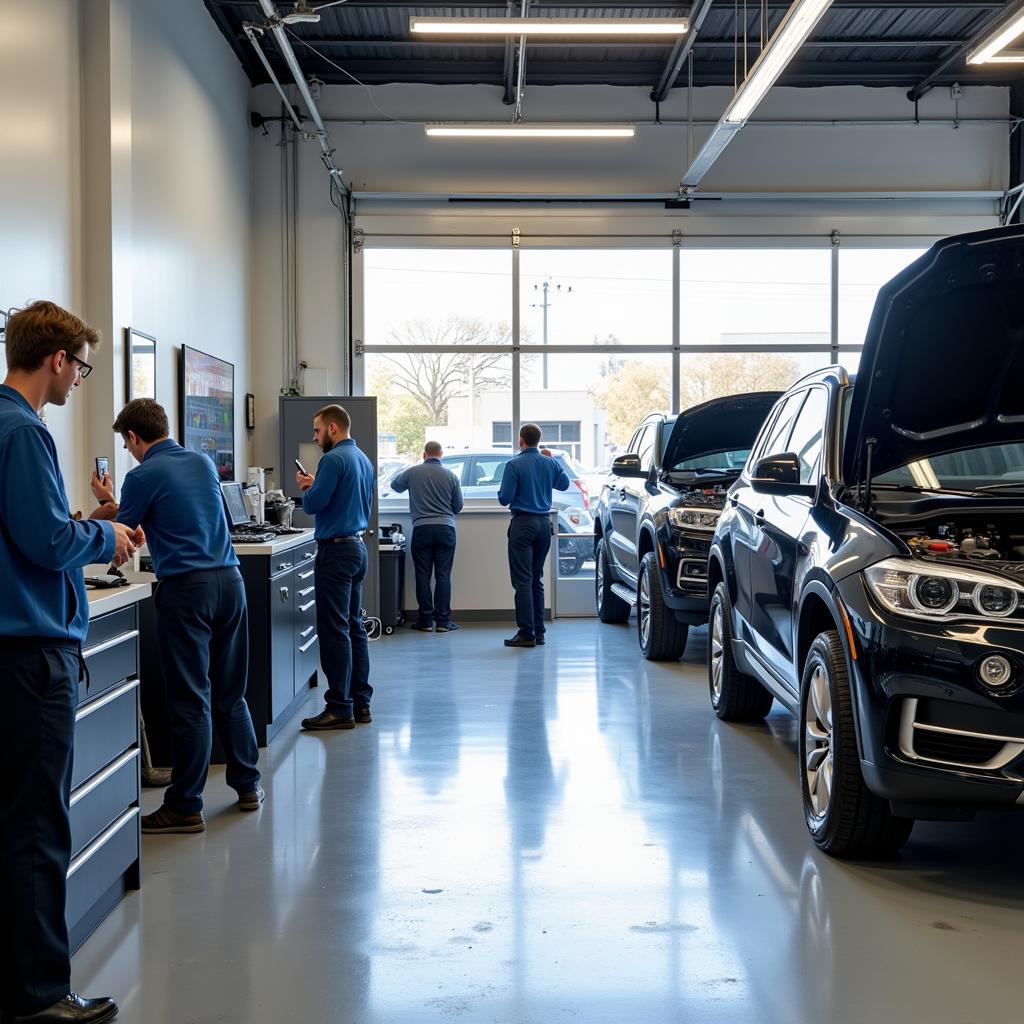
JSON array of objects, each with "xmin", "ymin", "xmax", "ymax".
[
  {"xmin": 663, "ymin": 392, "xmax": 782, "ymax": 470},
  {"xmin": 843, "ymin": 226, "xmax": 1024, "ymax": 484}
]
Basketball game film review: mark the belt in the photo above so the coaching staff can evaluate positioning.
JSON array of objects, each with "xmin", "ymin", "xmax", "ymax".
[{"xmin": 323, "ymin": 534, "xmax": 363, "ymax": 544}]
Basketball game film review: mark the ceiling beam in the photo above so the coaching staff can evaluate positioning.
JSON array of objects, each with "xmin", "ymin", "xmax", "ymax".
[
  {"xmin": 502, "ymin": 0, "xmax": 516, "ymax": 103},
  {"xmin": 651, "ymin": 0, "xmax": 716, "ymax": 104}
]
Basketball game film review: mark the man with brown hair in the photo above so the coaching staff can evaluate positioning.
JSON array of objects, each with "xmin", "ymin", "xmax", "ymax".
[
  {"xmin": 296, "ymin": 404, "xmax": 376, "ymax": 730},
  {"xmin": 90, "ymin": 399, "xmax": 262, "ymax": 833},
  {"xmin": 0, "ymin": 301, "xmax": 138, "ymax": 1024}
]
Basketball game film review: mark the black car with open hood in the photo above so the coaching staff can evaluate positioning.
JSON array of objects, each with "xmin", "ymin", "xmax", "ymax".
[
  {"xmin": 708, "ymin": 226, "xmax": 1024, "ymax": 859},
  {"xmin": 594, "ymin": 392, "xmax": 780, "ymax": 662}
]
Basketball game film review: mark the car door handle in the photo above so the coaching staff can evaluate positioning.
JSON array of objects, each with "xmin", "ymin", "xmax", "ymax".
[
  {"xmin": 618, "ymin": 487, "xmax": 627, "ymax": 499},
  {"xmin": 754, "ymin": 509, "xmax": 766, "ymax": 528},
  {"xmin": 729, "ymin": 495, "xmax": 738, "ymax": 508}
]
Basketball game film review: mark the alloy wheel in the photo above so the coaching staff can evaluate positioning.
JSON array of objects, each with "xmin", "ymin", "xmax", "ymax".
[
  {"xmin": 804, "ymin": 664, "xmax": 834, "ymax": 819},
  {"xmin": 596, "ymin": 550, "xmax": 604, "ymax": 611},
  {"xmin": 710, "ymin": 600, "xmax": 724, "ymax": 700},
  {"xmin": 638, "ymin": 565, "xmax": 651, "ymax": 647}
]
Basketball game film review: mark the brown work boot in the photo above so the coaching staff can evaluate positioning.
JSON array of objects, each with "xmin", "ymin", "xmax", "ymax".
[{"xmin": 141, "ymin": 805, "xmax": 205, "ymax": 834}]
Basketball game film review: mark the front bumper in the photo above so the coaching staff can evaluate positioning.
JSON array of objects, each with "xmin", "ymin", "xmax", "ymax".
[
  {"xmin": 836, "ymin": 574, "xmax": 1024, "ymax": 811},
  {"xmin": 655, "ymin": 522, "xmax": 714, "ymax": 623}
]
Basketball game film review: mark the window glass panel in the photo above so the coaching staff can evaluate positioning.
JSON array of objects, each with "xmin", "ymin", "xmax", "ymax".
[
  {"xmin": 760, "ymin": 392, "xmax": 807, "ymax": 460},
  {"xmin": 472, "ymin": 455, "xmax": 512, "ymax": 487},
  {"xmin": 519, "ymin": 250, "xmax": 672, "ymax": 347},
  {"xmin": 678, "ymin": 350, "xmax": 825, "ymax": 411},
  {"xmin": 637, "ymin": 426, "xmax": 657, "ymax": 472},
  {"xmin": 838, "ymin": 248, "xmax": 928, "ymax": 348},
  {"xmin": 786, "ymin": 387, "xmax": 829, "ymax": 484}
]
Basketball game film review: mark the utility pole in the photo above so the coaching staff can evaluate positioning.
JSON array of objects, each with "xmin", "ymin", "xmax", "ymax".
[{"xmin": 531, "ymin": 279, "xmax": 571, "ymax": 390}]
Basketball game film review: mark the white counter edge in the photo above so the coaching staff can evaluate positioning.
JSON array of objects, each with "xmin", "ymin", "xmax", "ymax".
[{"xmin": 86, "ymin": 582, "xmax": 152, "ymax": 618}]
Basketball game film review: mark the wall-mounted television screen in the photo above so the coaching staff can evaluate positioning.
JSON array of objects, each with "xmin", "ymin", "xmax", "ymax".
[{"xmin": 180, "ymin": 345, "xmax": 234, "ymax": 481}]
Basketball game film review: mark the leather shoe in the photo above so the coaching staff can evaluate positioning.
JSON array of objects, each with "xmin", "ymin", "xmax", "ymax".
[
  {"xmin": 237, "ymin": 785, "xmax": 265, "ymax": 811},
  {"xmin": 504, "ymin": 632, "xmax": 536, "ymax": 648},
  {"xmin": 11, "ymin": 993, "xmax": 118, "ymax": 1023},
  {"xmin": 410, "ymin": 622, "xmax": 433, "ymax": 632},
  {"xmin": 355, "ymin": 706, "xmax": 372, "ymax": 724},
  {"xmin": 535, "ymin": 634, "xmax": 546, "ymax": 645},
  {"xmin": 141, "ymin": 805, "xmax": 205, "ymax": 834},
  {"xmin": 301, "ymin": 708, "xmax": 355, "ymax": 731}
]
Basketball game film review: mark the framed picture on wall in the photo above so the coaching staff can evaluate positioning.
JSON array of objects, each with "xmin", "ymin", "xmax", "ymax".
[
  {"xmin": 125, "ymin": 328, "xmax": 157, "ymax": 401},
  {"xmin": 179, "ymin": 344, "xmax": 235, "ymax": 481}
]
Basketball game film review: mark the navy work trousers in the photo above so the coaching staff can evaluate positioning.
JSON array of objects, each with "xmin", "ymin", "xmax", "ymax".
[
  {"xmin": 0, "ymin": 642, "xmax": 77, "ymax": 1016},
  {"xmin": 156, "ymin": 567, "xmax": 260, "ymax": 815},
  {"xmin": 411, "ymin": 524, "xmax": 457, "ymax": 627},
  {"xmin": 507, "ymin": 513, "xmax": 551, "ymax": 639},
  {"xmin": 315, "ymin": 540, "xmax": 373, "ymax": 716}
]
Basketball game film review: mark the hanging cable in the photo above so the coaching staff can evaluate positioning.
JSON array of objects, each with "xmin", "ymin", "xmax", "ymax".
[{"xmin": 744, "ymin": 0, "xmax": 749, "ymax": 79}]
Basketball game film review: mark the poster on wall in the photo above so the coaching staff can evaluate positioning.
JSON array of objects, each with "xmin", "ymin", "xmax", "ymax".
[{"xmin": 179, "ymin": 344, "xmax": 234, "ymax": 481}]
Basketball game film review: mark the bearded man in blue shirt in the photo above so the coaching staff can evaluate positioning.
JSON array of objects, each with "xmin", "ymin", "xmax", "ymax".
[
  {"xmin": 0, "ymin": 301, "xmax": 139, "ymax": 1024},
  {"xmin": 296, "ymin": 404, "xmax": 376, "ymax": 731},
  {"xmin": 90, "ymin": 399, "xmax": 262, "ymax": 835}
]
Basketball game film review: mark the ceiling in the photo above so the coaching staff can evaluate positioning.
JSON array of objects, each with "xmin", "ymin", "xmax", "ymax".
[{"xmin": 204, "ymin": 1, "xmax": 1024, "ymax": 97}]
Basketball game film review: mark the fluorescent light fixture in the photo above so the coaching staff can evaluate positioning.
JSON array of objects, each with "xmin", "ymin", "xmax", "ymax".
[
  {"xmin": 967, "ymin": 9, "xmax": 1024, "ymax": 64},
  {"xmin": 723, "ymin": 0, "xmax": 834, "ymax": 124},
  {"xmin": 410, "ymin": 17, "xmax": 688, "ymax": 36},
  {"xmin": 426, "ymin": 123, "xmax": 636, "ymax": 138}
]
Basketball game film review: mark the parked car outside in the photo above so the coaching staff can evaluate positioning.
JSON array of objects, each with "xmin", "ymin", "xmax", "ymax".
[
  {"xmin": 378, "ymin": 448, "xmax": 594, "ymax": 576},
  {"xmin": 593, "ymin": 393, "xmax": 781, "ymax": 660},
  {"xmin": 708, "ymin": 225, "xmax": 1024, "ymax": 857}
]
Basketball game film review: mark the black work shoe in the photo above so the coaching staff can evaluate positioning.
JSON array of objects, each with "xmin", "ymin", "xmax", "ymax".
[
  {"xmin": 504, "ymin": 632, "xmax": 536, "ymax": 648},
  {"xmin": 535, "ymin": 635, "xmax": 546, "ymax": 645},
  {"xmin": 435, "ymin": 622, "xmax": 460, "ymax": 633},
  {"xmin": 141, "ymin": 805, "xmax": 205, "ymax": 834},
  {"xmin": 410, "ymin": 622, "xmax": 433, "ymax": 632},
  {"xmin": 301, "ymin": 708, "xmax": 356, "ymax": 731},
  {"xmin": 238, "ymin": 785, "xmax": 265, "ymax": 811},
  {"xmin": 11, "ymin": 993, "xmax": 118, "ymax": 1023},
  {"xmin": 355, "ymin": 706, "xmax": 372, "ymax": 724}
]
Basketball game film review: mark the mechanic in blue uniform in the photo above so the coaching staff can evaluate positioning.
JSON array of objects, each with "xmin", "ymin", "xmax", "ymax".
[
  {"xmin": 497, "ymin": 423, "xmax": 570, "ymax": 648},
  {"xmin": 0, "ymin": 301, "xmax": 138, "ymax": 1024},
  {"xmin": 296, "ymin": 404, "xmax": 376, "ymax": 731},
  {"xmin": 90, "ymin": 399, "xmax": 262, "ymax": 834}
]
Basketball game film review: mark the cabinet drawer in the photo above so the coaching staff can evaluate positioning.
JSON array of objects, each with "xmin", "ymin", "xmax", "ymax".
[
  {"xmin": 81, "ymin": 629, "xmax": 139, "ymax": 703},
  {"xmin": 73, "ymin": 680, "xmax": 139, "ymax": 789},
  {"xmin": 295, "ymin": 631, "xmax": 319, "ymax": 694},
  {"xmin": 295, "ymin": 582, "xmax": 317, "ymax": 620},
  {"xmin": 70, "ymin": 749, "xmax": 140, "ymax": 858},
  {"xmin": 84, "ymin": 606, "xmax": 136, "ymax": 650},
  {"xmin": 66, "ymin": 807, "xmax": 139, "ymax": 929}
]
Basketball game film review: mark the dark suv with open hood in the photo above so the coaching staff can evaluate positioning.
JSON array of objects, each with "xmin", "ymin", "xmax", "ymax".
[
  {"xmin": 708, "ymin": 226, "xmax": 1024, "ymax": 857},
  {"xmin": 594, "ymin": 393, "xmax": 780, "ymax": 660}
]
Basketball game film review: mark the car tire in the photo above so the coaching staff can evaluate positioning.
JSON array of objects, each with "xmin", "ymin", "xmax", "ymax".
[
  {"xmin": 799, "ymin": 630, "xmax": 914, "ymax": 858},
  {"xmin": 709, "ymin": 582, "xmax": 773, "ymax": 721},
  {"xmin": 595, "ymin": 538, "xmax": 630, "ymax": 623},
  {"xmin": 637, "ymin": 552, "xmax": 688, "ymax": 661}
]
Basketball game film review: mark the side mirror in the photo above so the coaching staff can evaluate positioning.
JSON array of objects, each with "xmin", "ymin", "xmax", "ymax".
[
  {"xmin": 611, "ymin": 453, "xmax": 646, "ymax": 478},
  {"xmin": 751, "ymin": 453, "xmax": 816, "ymax": 496}
]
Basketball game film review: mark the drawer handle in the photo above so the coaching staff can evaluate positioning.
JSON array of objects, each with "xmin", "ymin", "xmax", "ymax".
[
  {"xmin": 297, "ymin": 570, "xmax": 315, "ymax": 581},
  {"xmin": 298, "ymin": 634, "xmax": 318, "ymax": 654},
  {"xmin": 67, "ymin": 806, "xmax": 139, "ymax": 879},
  {"xmin": 299, "ymin": 625, "xmax": 314, "ymax": 639},
  {"xmin": 277, "ymin": 561, "xmax": 294, "ymax": 571},
  {"xmin": 298, "ymin": 586, "xmax": 315, "ymax": 598},
  {"xmin": 302, "ymin": 551, "xmax": 315, "ymax": 560},
  {"xmin": 76, "ymin": 678, "xmax": 139, "ymax": 722},
  {"xmin": 299, "ymin": 599, "xmax": 316, "ymax": 613},
  {"xmin": 70, "ymin": 748, "xmax": 140, "ymax": 807},
  {"xmin": 279, "ymin": 586, "xmax": 290, "ymax": 603},
  {"xmin": 82, "ymin": 629, "xmax": 139, "ymax": 660}
]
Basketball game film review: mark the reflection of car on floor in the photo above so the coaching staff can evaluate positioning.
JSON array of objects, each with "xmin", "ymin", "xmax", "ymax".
[
  {"xmin": 378, "ymin": 448, "xmax": 594, "ymax": 576},
  {"xmin": 593, "ymin": 393, "xmax": 781, "ymax": 660},
  {"xmin": 709, "ymin": 226, "xmax": 1024, "ymax": 858}
]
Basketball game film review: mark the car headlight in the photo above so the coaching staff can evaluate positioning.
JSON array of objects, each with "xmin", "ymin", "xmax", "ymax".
[
  {"xmin": 863, "ymin": 557, "xmax": 1023, "ymax": 621},
  {"xmin": 668, "ymin": 508, "xmax": 720, "ymax": 531}
]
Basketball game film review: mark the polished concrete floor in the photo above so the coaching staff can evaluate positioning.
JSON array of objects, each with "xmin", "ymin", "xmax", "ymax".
[{"xmin": 75, "ymin": 621, "xmax": 1024, "ymax": 1023}]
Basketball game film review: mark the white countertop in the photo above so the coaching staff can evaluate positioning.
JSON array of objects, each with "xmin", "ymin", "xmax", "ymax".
[
  {"xmin": 230, "ymin": 528, "xmax": 318, "ymax": 556},
  {"xmin": 86, "ymin": 581, "xmax": 152, "ymax": 618}
]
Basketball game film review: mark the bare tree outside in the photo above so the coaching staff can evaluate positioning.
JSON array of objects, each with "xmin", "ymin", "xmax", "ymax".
[{"xmin": 679, "ymin": 352, "xmax": 800, "ymax": 409}]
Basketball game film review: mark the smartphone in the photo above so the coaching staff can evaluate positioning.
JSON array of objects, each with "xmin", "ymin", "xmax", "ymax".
[
  {"xmin": 95, "ymin": 456, "xmax": 109, "ymax": 480},
  {"xmin": 294, "ymin": 458, "xmax": 308, "ymax": 476}
]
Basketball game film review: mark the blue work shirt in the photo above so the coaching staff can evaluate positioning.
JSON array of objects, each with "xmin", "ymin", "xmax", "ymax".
[
  {"xmin": 0, "ymin": 384, "xmax": 115, "ymax": 641},
  {"xmin": 497, "ymin": 447, "xmax": 570, "ymax": 515},
  {"xmin": 390, "ymin": 458, "xmax": 464, "ymax": 528},
  {"xmin": 116, "ymin": 439, "xmax": 238, "ymax": 579},
  {"xmin": 302, "ymin": 438, "xmax": 375, "ymax": 541}
]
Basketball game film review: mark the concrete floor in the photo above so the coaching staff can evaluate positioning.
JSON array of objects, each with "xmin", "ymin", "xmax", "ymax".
[{"xmin": 75, "ymin": 621, "xmax": 1024, "ymax": 1024}]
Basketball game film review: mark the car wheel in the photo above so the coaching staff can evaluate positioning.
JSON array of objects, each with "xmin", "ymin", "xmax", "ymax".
[
  {"xmin": 637, "ymin": 552, "xmax": 688, "ymax": 661},
  {"xmin": 708, "ymin": 582, "xmax": 773, "ymax": 721},
  {"xmin": 595, "ymin": 538, "xmax": 630, "ymax": 624},
  {"xmin": 799, "ymin": 630, "xmax": 914, "ymax": 858}
]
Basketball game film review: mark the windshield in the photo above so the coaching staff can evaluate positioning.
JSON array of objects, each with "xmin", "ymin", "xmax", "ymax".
[
  {"xmin": 670, "ymin": 449, "xmax": 751, "ymax": 473},
  {"xmin": 875, "ymin": 443, "xmax": 1024, "ymax": 490}
]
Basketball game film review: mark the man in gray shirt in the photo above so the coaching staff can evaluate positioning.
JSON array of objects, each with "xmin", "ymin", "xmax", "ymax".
[{"xmin": 391, "ymin": 441, "xmax": 464, "ymax": 632}]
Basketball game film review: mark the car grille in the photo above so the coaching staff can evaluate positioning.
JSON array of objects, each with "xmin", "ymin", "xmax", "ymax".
[{"xmin": 898, "ymin": 697, "xmax": 1024, "ymax": 771}]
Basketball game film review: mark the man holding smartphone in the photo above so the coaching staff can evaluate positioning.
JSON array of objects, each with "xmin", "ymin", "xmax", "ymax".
[
  {"xmin": 296, "ymin": 404, "xmax": 376, "ymax": 731},
  {"xmin": 0, "ymin": 301, "xmax": 138, "ymax": 1024}
]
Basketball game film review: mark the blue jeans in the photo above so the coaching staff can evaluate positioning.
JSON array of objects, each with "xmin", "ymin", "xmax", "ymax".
[
  {"xmin": 315, "ymin": 540, "xmax": 372, "ymax": 715},
  {"xmin": 507, "ymin": 514, "xmax": 551, "ymax": 638},
  {"xmin": 411, "ymin": 524, "xmax": 457, "ymax": 626},
  {"xmin": 156, "ymin": 567, "xmax": 261, "ymax": 815}
]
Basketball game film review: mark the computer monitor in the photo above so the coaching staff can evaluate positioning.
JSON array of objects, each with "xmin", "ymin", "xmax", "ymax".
[{"xmin": 221, "ymin": 481, "xmax": 250, "ymax": 528}]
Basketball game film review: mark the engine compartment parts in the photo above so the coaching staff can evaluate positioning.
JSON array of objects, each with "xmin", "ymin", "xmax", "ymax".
[{"xmin": 899, "ymin": 520, "xmax": 1024, "ymax": 563}]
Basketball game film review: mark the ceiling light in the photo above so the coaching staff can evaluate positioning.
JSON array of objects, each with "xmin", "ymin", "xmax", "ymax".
[
  {"xmin": 967, "ymin": 9, "xmax": 1024, "ymax": 64},
  {"xmin": 425, "ymin": 123, "xmax": 635, "ymax": 138},
  {"xmin": 409, "ymin": 17, "xmax": 688, "ymax": 36},
  {"xmin": 281, "ymin": 2, "xmax": 321, "ymax": 24}
]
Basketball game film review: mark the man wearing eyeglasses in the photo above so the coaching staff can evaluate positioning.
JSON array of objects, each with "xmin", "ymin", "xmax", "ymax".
[{"xmin": 0, "ymin": 301, "xmax": 139, "ymax": 1024}]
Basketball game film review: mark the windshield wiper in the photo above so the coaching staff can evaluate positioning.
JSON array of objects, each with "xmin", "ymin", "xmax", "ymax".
[
  {"xmin": 869, "ymin": 482, "xmax": 985, "ymax": 498},
  {"xmin": 974, "ymin": 481, "xmax": 1024, "ymax": 493}
]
